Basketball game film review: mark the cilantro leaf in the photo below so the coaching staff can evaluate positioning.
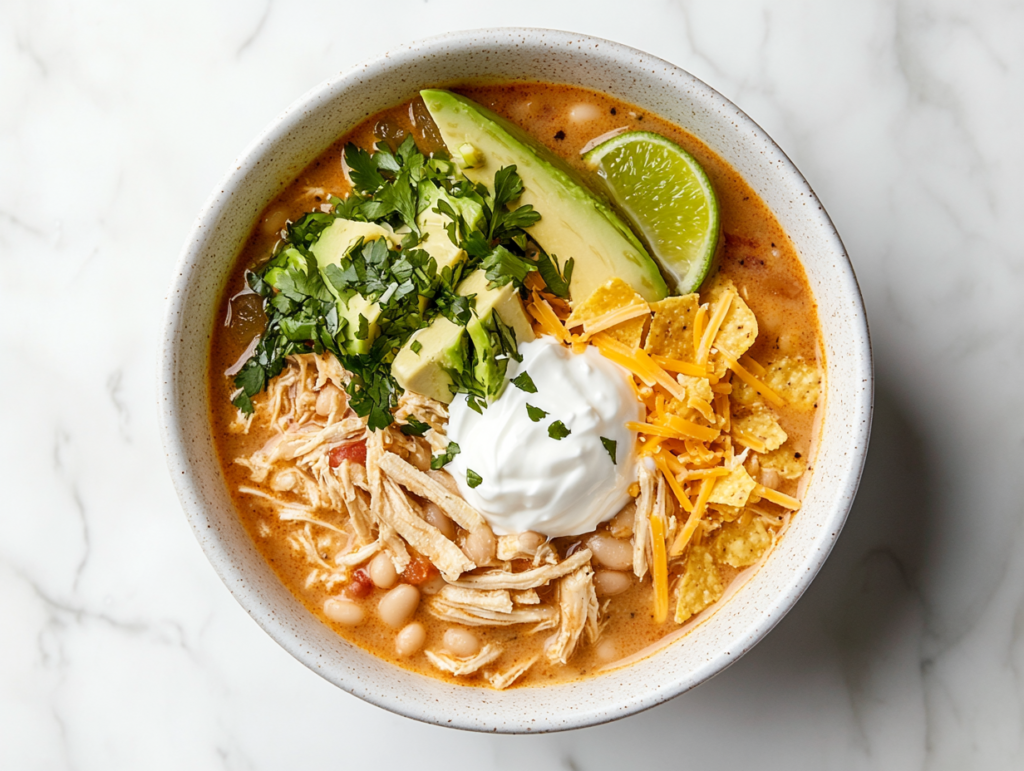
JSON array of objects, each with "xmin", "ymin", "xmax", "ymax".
[
  {"xmin": 400, "ymin": 416, "xmax": 430, "ymax": 436},
  {"xmin": 489, "ymin": 165, "xmax": 525, "ymax": 239},
  {"xmin": 345, "ymin": 144, "xmax": 385, "ymax": 192},
  {"xmin": 526, "ymin": 403, "xmax": 548, "ymax": 422},
  {"xmin": 510, "ymin": 371, "xmax": 537, "ymax": 393},
  {"xmin": 466, "ymin": 469, "xmax": 483, "ymax": 488},
  {"xmin": 430, "ymin": 440, "xmax": 461, "ymax": 470},
  {"xmin": 548, "ymin": 421, "xmax": 571, "ymax": 440},
  {"xmin": 482, "ymin": 245, "xmax": 537, "ymax": 289},
  {"xmin": 600, "ymin": 436, "xmax": 618, "ymax": 464},
  {"xmin": 535, "ymin": 253, "xmax": 574, "ymax": 299}
]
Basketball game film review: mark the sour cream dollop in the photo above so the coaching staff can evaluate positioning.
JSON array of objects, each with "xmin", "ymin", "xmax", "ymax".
[{"xmin": 447, "ymin": 337, "xmax": 642, "ymax": 537}]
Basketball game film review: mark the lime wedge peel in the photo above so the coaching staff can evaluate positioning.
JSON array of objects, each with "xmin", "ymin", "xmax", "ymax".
[{"xmin": 583, "ymin": 131, "xmax": 720, "ymax": 294}]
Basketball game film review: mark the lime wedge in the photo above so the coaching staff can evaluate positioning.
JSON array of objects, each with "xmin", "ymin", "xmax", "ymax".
[{"xmin": 583, "ymin": 131, "xmax": 720, "ymax": 294}]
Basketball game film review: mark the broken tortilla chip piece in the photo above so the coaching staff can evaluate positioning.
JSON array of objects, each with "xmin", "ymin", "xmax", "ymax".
[
  {"xmin": 708, "ymin": 466, "xmax": 757, "ymax": 508},
  {"xmin": 732, "ymin": 407, "xmax": 788, "ymax": 452},
  {"xmin": 705, "ymin": 280, "xmax": 758, "ymax": 361},
  {"xmin": 644, "ymin": 294, "xmax": 699, "ymax": 361},
  {"xmin": 708, "ymin": 502, "xmax": 745, "ymax": 522},
  {"xmin": 759, "ymin": 446, "xmax": 807, "ymax": 480},
  {"xmin": 674, "ymin": 545, "xmax": 724, "ymax": 624},
  {"xmin": 733, "ymin": 355, "xmax": 821, "ymax": 411},
  {"xmin": 713, "ymin": 513, "xmax": 772, "ymax": 568},
  {"xmin": 566, "ymin": 277, "xmax": 648, "ymax": 348}
]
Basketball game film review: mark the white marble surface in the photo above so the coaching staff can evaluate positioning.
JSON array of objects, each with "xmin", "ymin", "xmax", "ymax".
[{"xmin": 2, "ymin": 0, "xmax": 1023, "ymax": 767}]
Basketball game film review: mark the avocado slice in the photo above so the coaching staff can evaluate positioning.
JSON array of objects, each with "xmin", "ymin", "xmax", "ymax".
[
  {"xmin": 392, "ymin": 269, "xmax": 535, "ymax": 403},
  {"xmin": 310, "ymin": 218, "xmax": 398, "ymax": 354},
  {"xmin": 420, "ymin": 89, "xmax": 669, "ymax": 305}
]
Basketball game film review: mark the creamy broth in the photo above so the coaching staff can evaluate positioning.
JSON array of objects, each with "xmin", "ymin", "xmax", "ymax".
[{"xmin": 209, "ymin": 82, "xmax": 823, "ymax": 687}]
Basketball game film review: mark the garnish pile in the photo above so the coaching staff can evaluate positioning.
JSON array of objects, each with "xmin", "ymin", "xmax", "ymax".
[{"xmin": 231, "ymin": 136, "xmax": 571, "ymax": 429}]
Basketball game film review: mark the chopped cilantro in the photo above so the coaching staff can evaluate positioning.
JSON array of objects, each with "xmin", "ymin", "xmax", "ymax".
[
  {"xmin": 400, "ymin": 416, "xmax": 430, "ymax": 436},
  {"xmin": 510, "ymin": 371, "xmax": 537, "ymax": 394},
  {"xmin": 466, "ymin": 469, "xmax": 483, "ymax": 488},
  {"xmin": 600, "ymin": 437, "xmax": 618, "ymax": 464},
  {"xmin": 525, "ymin": 404, "xmax": 548, "ymax": 422},
  {"xmin": 535, "ymin": 253, "xmax": 574, "ymax": 299},
  {"xmin": 548, "ymin": 420, "xmax": 571, "ymax": 440},
  {"xmin": 430, "ymin": 440, "xmax": 461, "ymax": 470},
  {"xmin": 228, "ymin": 143, "xmax": 546, "ymax": 430}
]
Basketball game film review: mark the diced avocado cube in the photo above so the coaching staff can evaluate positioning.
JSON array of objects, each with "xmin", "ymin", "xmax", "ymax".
[
  {"xmin": 391, "ymin": 269, "xmax": 535, "ymax": 403},
  {"xmin": 311, "ymin": 219, "xmax": 398, "ymax": 354},
  {"xmin": 415, "ymin": 182, "xmax": 484, "ymax": 272}
]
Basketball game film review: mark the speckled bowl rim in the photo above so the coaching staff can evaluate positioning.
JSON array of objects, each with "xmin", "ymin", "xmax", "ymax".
[{"xmin": 160, "ymin": 28, "xmax": 872, "ymax": 733}]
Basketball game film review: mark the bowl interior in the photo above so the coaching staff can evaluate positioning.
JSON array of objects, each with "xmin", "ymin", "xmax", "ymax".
[{"xmin": 160, "ymin": 28, "xmax": 871, "ymax": 733}]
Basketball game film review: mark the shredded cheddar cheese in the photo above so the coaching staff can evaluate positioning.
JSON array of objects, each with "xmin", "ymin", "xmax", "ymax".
[
  {"xmin": 650, "ymin": 514, "xmax": 669, "ymax": 623},
  {"xmin": 671, "ymin": 475, "xmax": 717, "ymax": 557},
  {"xmin": 696, "ymin": 289, "xmax": 734, "ymax": 365},
  {"xmin": 723, "ymin": 353, "xmax": 786, "ymax": 408}
]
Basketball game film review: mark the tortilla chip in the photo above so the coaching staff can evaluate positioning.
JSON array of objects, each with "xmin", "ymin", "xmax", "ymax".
[
  {"xmin": 733, "ymin": 356, "xmax": 821, "ymax": 411},
  {"xmin": 713, "ymin": 513, "xmax": 772, "ymax": 568},
  {"xmin": 566, "ymin": 277, "xmax": 647, "ymax": 347},
  {"xmin": 759, "ymin": 446, "xmax": 807, "ymax": 480},
  {"xmin": 644, "ymin": 294, "xmax": 699, "ymax": 360},
  {"xmin": 674, "ymin": 545, "xmax": 724, "ymax": 624},
  {"xmin": 708, "ymin": 466, "xmax": 757, "ymax": 508},
  {"xmin": 679, "ymin": 374, "xmax": 713, "ymax": 404},
  {"xmin": 705, "ymin": 280, "xmax": 758, "ymax": 360},
  {"xmin": 708, "ymin": 502, "xmax": 744, "ymax": 522},
  {"xmin": 732, "ymin": 407, "xmax": 788, "ymax": 452},
  {"xmin": 663, "ymin": 375, "xmax": 714, "ymax": 422}
]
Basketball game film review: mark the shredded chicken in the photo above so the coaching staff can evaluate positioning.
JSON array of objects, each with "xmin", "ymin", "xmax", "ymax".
[
  {"xmin": 513, "ymin": 589, "xmax": 541, "ymax": 605},
  {"xmin": 376, "ymin": 453, "xmax": 487, "ymax": 532},
  {"xmin": 453, "ymin": 549, "xmax": 593, "ymax": 591},
  {"xmin": 485, "ymin": 656, "xmax": 539, "ymax": 690},
  {"xmin": 365, "ymin": 430, "xmax": 411, "ymax": 573},
  {"xmin": 394, "ymin": 391, "xmax": 448, "ymax": 432},
  {"xmin": 633, "ymin": 463, "xmax": 657, "ymax": 580},
  {"xmin": 377, "ymin": 479, "xmax": 474, "ymax": 581},
  {"xmin": 425, "ymin": 644, "xmax": 503, "ymax": 676},
  {"xmin": 546, "ymin": 565, "xmax": 600, "ymax": 665},
  {"xmin": 437, "ymin": 585, "xmax": 513, "ymax": 614},
  {"xmin": 427, "ymin": 596, "xmax": 558, "ymax": 629}
]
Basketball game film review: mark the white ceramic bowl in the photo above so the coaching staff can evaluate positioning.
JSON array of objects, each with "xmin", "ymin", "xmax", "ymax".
[{"xmin": 160, "ymin": 28, "xmax": 871, "ymax": 733}]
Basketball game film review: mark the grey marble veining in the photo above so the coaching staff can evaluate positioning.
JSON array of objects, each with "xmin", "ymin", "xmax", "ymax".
[{"xmin": 2, "ymin": 0, "xmax": 1022, "ymax": 767}]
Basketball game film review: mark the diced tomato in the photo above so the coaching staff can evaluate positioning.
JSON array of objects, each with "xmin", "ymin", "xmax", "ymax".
[
  {"xmin": 401, "ymin": 555, "xmax": 438, "ymax": 586},
  {"xmin": 329, "ymin": 440, "xmax": 367, "ymax": 468},
  {"xmin": 343, "ymin": 568, "xmax": 373, "ymax": 599}
]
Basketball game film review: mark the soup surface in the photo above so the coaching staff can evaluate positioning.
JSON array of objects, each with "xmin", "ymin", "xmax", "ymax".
[{"xmin": 209, "ymin": 82, "xmax": 824, "ymax": 688}]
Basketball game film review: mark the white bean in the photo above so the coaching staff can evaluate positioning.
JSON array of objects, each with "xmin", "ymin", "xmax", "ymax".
[
  {"xmin": 594, "ymin": 570, "xmax": 632, "ymax": 597},
  {"xmin": 760, "ymin": 468, "xmax": 782, "ymax": 490},
  {"xmin": 442, "ymin": 627, "xmax": 480, "ymax": 657},
  {"xmin": 462, "ymin": 526, "xmax": 497, "ymax": 565},
  {"xmin": 608, "ymin": 502, "xmax": 636, "ymax": 539},
  {"xmin": 595, "ymin": 639, "xmax": 619, "ymax": 663},
  {"xmin": 378, "ymin": 584, "xmax": 420, "ymax": 629},
  {"xmin": 420, "ymin": 574, "xmax": 446, "ymax": 596},
  {"xmin": 368, "ymin": 552, "xmax": 398, "ymax": 590},
  {"xmin": 518, "ymin": 531, "xmax": 546, "ymax": 552},
  {"xmin": 408, "ymin": 442, "xmax": 432, "ymax": 472},
  {"xmin": 395, "ymin": 622, "xmax": 426, "ymax": 657},
  {"xmin": 588, "ymin": 532, "xmax": 634, "ymax": 571},
  {"xmin": 323, "ymin": 597, "xmax": 364, "ymax": 626},
  {"xmin": 422, "ymin": 502, "xmax": 455, "ymax": 539}
]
